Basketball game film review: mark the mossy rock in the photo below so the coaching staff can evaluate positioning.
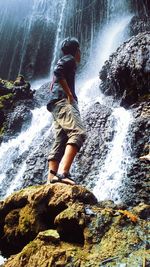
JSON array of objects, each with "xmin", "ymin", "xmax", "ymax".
[{"xmin": 0, "ymin": 93, "xmax": 14, "ymax": 110}]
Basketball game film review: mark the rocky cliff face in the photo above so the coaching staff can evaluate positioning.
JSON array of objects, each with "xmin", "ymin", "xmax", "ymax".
[
  {"xmin": 98, "ymin": 31, "xmax": 150, "ymax": 206},
  {"xmin": 100, "ymin": 32, "xmax": 150, "ymax": 108},
  {"xmin": 0, "ymin": 184, "xmax": 149, "ymax": 267}
]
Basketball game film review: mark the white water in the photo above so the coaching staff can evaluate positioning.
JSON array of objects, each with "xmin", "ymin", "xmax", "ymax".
[
  {"xmin": 77, "ymin": 15, "xmax": 133, "ymax": 202},
  {"xmin": 0, "ymin": 255, "xmax": 6, "ymax": 265},
  {"xmin": 93, "ymin": 108, "xmax": 133, "ymax": 202},
  {"xmin": 0, "ymin": 107, "xmax": 51, "ymax": 191},
  {"xmin": 50, "ymin": 0, "xmax": 67, "ymax": 76}
]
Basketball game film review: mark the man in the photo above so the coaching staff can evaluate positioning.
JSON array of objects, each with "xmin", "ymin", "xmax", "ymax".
[{"xmin": 47, "ymin": 37, "xmax": 86, "ymax": 185}]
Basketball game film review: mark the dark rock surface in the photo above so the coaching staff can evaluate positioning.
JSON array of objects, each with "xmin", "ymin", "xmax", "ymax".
[
  {"xmin": 98, "ymin": 31, "xmax": 150, "ymax": 206},
  {"xmin": 119, "ymin": 100, "xmax": 150, "ymax": 206},
  {"xmin": 100, "ymin": 32, "xmax": 150, "ymax": 108},
  {"xmin": 3, "ymin": 103, "xmax": 32, "ymax": 141},
  {"xmin": 0, "ymin": 79, "xmax": 34, "ymax": 142},
  {"xmin": 129, "ymin": 16, "xmax": 150, "ymax": 36},
  {"xmin": 73, "ymin": 102, "xmax": 113, "ymax": 188}
]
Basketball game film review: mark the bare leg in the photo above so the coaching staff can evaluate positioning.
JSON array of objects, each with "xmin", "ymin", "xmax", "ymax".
[
  {"xmin": 47, "ymin": 160, "xmax": 59, "ymax": 182},
  {"xmin": 58, "ymin": 144, "xmax": 78, "ymax": 184},
  {"xmin": 139, "ymin": 153, "xmax": 150, "ymax": 161}
]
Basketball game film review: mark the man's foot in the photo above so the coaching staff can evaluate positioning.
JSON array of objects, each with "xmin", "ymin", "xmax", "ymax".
[
  {"xmin": 139, "ymin": 154, "xmax": 150, "ymax": 162},
  {"xmin": 47, "ymin": 170, "xmax": 59, "ymax": 184},
  {"xmin": 47, "ymin": 170, "xmax": 76, "ymax": 185},
  {"xmin": 57, "ymin": 173, "xmax": 76, "ymax": 185}
]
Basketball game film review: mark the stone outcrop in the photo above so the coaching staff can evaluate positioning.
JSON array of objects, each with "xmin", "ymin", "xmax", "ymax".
[
  {"xmin": 0, "ymin": 78, "xmax": 34, "ymax": 142},
  {"xmin": 119, "ymin": 100, "xmax": 150, "ymax": 206},
  {"xmin": 0, "ymin": 185, "xmax": 149, "ymax": 267},
  {"xmin": 98, "ymin": 31, "xmax": 150, "ymax": 206},
  {"xmin": 100, "ymin": 32, "xmax": 150, "ymax": 108},
  {"xmin": 129, "ymin": 16, "xmax": 150, "ymax": 36}
]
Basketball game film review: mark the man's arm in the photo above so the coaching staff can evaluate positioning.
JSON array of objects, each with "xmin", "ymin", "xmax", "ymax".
[{"xmin": 59, "ymin": 79, "xmax": 74, "ymax": 103}]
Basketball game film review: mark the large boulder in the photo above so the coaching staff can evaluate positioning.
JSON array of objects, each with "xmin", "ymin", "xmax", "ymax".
[
  {"xmin": 100, "ymin": 32, "xmax": 150, "ymax": 108},
  {"xmin": 0, "ymin": 185, "xmax": 149, "ymax": 267},
  {"xmin": 0, "ymin": 184, "xmax": 97, "ymax": 257}
]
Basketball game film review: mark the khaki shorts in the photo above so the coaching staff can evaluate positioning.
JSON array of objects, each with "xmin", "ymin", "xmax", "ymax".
[{"xmin": 48, "ymin": 99, "xmax": 86, "ymax": 162}]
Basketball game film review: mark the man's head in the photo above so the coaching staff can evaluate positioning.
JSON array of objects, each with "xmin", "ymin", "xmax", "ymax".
[{"xmin": 61, "ymin": 37, "xmax": 80, "ymax": 61}]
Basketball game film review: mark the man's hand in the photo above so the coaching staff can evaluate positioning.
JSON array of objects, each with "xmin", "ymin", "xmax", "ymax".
[
  {"xmin": 67, "ymin": 92, "xmax": 74, "ymax": 104},
  {"xmin": 59, "ymin": 79, "xmax": 74, "ymax": 104}
]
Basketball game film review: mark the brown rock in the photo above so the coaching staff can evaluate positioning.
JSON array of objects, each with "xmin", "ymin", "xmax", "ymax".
[{"xmin": 0, "ymin": 186, "xmax": 150, "ymax": 267}]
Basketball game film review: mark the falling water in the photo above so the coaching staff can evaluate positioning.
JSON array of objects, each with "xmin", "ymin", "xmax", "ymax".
[
  {"xmin": 0, "ymin": 107, "xmax": 51, "ymax": 196},
  {"xmin": 77, "ymin": 9, "xmax": 133, "ymax": 203},
  {"xmin": 49, "ymin": 0, "xmax": 67, "ymax": 76},
  {"xmin": 93, "ymin": 108, "xmax": 133, "ymax": 202}
]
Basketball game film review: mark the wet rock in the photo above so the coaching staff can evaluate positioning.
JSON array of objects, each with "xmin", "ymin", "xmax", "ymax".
[
  {"xmin": 0, "ymin": 78, "xmax": 34, "ymax": 142},
  {"xmin": 100, "ymin": 32, "xmax": 150, "ymax": 108},
  {"xmin": 3, "ymin": 104, "xmax": 32, "ymax": 140},
  {"xmin": 129, "ymin": 16, "xmax": 150, "ymax": 36},
  {"xmin": 119, "ymin": 101, "xmax": 150, "ymax": 206},
  {"xmin": 73, "ymin": 102, "xmax": 113, "ymax": 188}
]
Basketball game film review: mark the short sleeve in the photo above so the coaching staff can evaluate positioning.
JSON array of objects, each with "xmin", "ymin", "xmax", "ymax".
[
  {"xmin": 54, "ymin": 58, "xmax": 65, "ymax": 81},
  {"xmin": 53, "ymin": 55, "xmax": 76, "ymax": 82}
]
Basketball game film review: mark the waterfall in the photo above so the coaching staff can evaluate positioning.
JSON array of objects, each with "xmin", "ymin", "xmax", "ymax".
[
  {"xmin": 0, "ymin": 0, "xmax": 137, "ymax": 201},
  {"xmin": 0, "ymin": 107, "xmax": 52, "ymax": 197},
  {"xmin": 49, "ymin": 0, "xmax": 67, "ymax": 76},
  {"xmin": 93, "ymin": 108, "xmax": 133, "ymax": 202},
  {"xmin": 0, "ymin": 0, "xmax": 63, "ymax": 80},
  {"xmin": 77, "ymin": 4, "xmax": 133, "ymax": 203}
]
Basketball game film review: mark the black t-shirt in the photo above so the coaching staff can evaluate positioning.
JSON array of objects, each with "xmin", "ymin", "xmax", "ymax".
[{"xmin": 50, "ymin": 54, "xmax": 77, "ymax": 103}]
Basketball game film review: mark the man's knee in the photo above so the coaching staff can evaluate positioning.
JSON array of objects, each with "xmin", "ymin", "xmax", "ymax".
[{"xmin": 67, "ymin": 131, "xmax": 86, "ymax": 151}]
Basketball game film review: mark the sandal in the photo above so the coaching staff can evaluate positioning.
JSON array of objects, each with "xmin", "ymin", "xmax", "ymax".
[
  {"xmin": 47, "ymin": 170, "xmax": 76, "ymax": 185},
  {"xmin": 47, "ymin": 170, "xmax": 60, "ymax": 184},
  {"xmin": 56, "ymin": 172, "xmax": 76, "ymax": 185}
]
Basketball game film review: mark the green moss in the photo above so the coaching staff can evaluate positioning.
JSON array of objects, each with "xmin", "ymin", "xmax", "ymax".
[
  {"xmin": 0, "ymin": 93, "xmax": 13, "ymax": 110},
  {"xmin": 19, "ymin": 206, "xmax": 36, "ymax": 234},
  {"xmin": 4, "ymin": 81, "xmax": 14, "ymax": 89},
  {"xmin": 0, "ymin": 126, "xmax": 4, "ymax": 135}
]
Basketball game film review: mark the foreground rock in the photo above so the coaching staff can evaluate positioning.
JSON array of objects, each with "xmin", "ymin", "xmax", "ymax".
[{"xmin": 0, "ymin": 185, "xmax": 149, "ymax": 267}]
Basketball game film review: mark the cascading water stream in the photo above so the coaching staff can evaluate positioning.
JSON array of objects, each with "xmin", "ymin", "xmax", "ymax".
[
  {"xmin": 0, "ymin": 107, "xmax": 51, "ymax": 196},
  {"xmin": 49, "ymin": 0, "xmax": 67, "ymax": 76},
  {"xmin": 77, "ymin": 13, "xmax": 133, "ymax": 203},
  {"xmin": 93, "ymin": 108, "xmax": 133, "ymax": 202}
]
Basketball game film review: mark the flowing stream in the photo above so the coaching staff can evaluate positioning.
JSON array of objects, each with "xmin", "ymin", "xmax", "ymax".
[{"xmin": 0, "ymin": 0, "xmax": 134, "ymax": 203}]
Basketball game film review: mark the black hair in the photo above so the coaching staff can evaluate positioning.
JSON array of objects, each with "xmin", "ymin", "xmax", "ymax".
[{"xmin": 61, "ymin": 37, "xmax": 79, "ymax": 56}]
